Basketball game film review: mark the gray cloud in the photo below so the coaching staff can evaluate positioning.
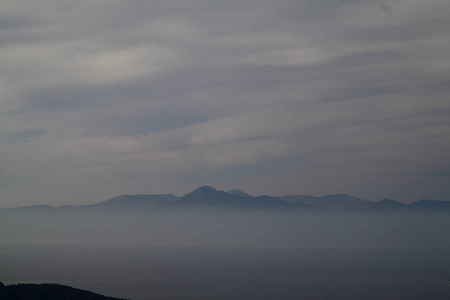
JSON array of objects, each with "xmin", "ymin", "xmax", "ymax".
[
  {"xmin": 3, "ymin": 129, "xmax": 47, "ymax": 143},
  {"xmin": 0, "ymin": 0, "xmax": 449, "ymax": 207}
]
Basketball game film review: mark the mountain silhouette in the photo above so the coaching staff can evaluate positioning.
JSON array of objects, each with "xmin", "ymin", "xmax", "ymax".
[
  {"xmin": 0, "ymin": 282, "xmax": 125, "ymax": 300},
  {"xmin": 90, "ymin": 194, "xmax": 178, "ymax": 209},
  {"xmin": 370, "ymin": 199, "xmax": 407, "ymax": 211},
  {"xmin": 1, "ymin": 186, "xmax": 449, "ymax": 213},
  {"xmin": 279, "ymin": 194, "xmax": 370, "ymax": 210},
  {"xmin": 169, "ymin": 186, "xmax": 305, "ymax": 210},
  {"xmin": 407, "ymin": 199, "xmax": 450, "ymax": 211},
  {"xmin": 227, "ymin": 189, "xmax": 253, "ymax": 197}
]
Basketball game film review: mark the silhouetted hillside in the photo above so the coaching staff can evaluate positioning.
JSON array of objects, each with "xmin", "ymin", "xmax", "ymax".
[{"xmin": 0, "ymin": 282, "xmax": 126, "ymax": 300}]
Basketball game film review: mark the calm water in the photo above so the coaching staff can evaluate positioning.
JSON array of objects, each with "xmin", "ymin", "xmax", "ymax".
[{"xmin": 1, "ymin": 242, "xmax": 449, "ymax": 300}]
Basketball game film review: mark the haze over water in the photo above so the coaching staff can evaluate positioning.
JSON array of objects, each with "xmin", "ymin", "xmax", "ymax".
[{"xmin": 2, "ymin": 209, "xmax": 450, "ymax": 299}]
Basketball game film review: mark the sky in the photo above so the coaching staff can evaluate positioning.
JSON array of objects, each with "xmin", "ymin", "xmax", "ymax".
[{"xmin": 0, "ymin": 0, "xmax": 449, "ymax": 207}]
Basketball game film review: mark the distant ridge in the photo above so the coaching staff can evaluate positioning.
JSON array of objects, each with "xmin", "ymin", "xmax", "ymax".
[
  {"xmin": 90, "ymin": 194, "xmax": 178, "ymax": 209},
  {"xmin": 371, "ymin": 199, "xmax": 407, "ymax": 210},
  {"xmin": 227, "ymin": 189, "xmax": 252, "ymax": 198},
  {"xmin": 278, "ymin": 194, "xmax": 370, "ymax": 210},
  {"xmin": 1, "ymin": 186, "xmax": 449, "ymax": 213},
  {"xmin": 408, "ymin": 199, "xmax": 450, "ymax": 211},
  {"xmin": 8, "ymin": 205, "xmax": 55, "ymax": 212},
  {"xmin": 170, "ymin": 186, "xmax": 303, "ymax": 210}
]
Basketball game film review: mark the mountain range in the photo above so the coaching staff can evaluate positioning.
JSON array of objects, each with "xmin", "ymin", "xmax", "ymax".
[{"xmin": 2, "ymin": 186, "xmax": 449, "ymax": 213}]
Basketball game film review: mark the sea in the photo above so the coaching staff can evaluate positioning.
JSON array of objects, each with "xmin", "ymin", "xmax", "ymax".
[{"xmin": 1, "ymin": 241, "xmax": 449, "ymax": 300}]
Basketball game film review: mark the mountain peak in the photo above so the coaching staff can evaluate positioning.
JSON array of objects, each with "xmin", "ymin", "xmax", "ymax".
[
  {"xmin": 186, "ymin": 186, "xmax": 218, "ymax": 196},
  {"xmin": 196, "ymin": 185, "xmax": 217, "ymax": 192},
  {"xmin": 176, "ymin": 186, "xmax": 244, "ymax": 207}
]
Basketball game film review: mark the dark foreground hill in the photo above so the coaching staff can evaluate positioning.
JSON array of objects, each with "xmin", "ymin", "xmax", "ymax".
[{"xmin": 0, "ymin": 282, "xmax": 126, "ymax": 300}]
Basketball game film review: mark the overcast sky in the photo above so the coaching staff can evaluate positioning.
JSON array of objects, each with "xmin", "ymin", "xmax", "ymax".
[{"xmin": 1, "ymin": 0, "xmax": 449, "ymax": 207}]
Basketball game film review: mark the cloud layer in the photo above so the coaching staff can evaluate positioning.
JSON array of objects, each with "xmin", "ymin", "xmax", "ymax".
[{"xmin": 1, "ymin": 0, "xmax": 450, "ymax": 206}]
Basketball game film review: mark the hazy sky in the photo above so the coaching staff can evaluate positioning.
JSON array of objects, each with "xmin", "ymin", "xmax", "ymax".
[{"xmin": 1, "ymin": 0, "xmax": 449, "ymax": 207}]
